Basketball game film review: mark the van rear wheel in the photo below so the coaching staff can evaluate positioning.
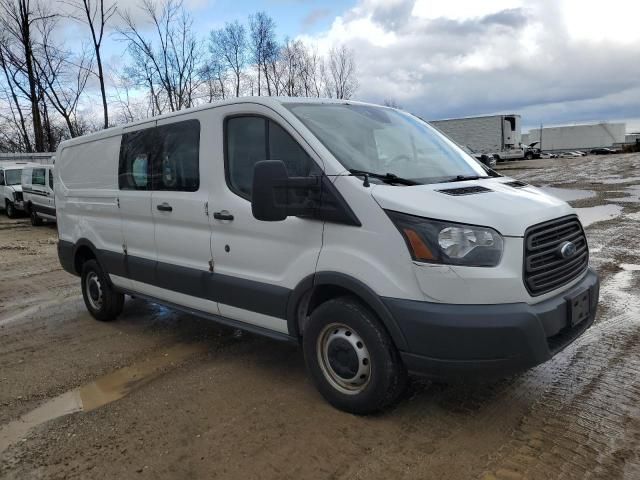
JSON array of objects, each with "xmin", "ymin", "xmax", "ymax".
[
  {"xmin": 30, "ymin": 209, "xmax": 43, "ymax": 226},
  {"xmin": 81, "ymin": 259, "xmax": 124, "ymax": 322},
  {"xmin": 303, "ymin": 296, "xmax": 407, "ymax": 414}
]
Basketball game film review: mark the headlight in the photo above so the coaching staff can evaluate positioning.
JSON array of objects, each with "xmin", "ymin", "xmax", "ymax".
[{"xmin": 385, "ymin": 210, "xmax": 504, "ymax": 267}]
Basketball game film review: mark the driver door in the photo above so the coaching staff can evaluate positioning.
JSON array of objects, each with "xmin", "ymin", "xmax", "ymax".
[{"xmin": 208, "ymin": 105, "xmax": 324, "ymax": 332}]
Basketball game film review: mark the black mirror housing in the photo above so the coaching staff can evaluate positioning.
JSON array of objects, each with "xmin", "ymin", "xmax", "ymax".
[
  {"xmin": 251, "ymin": 160, "xmax": 361, "ymax": 226},
  {"xmin": 252, "ymin": 160, "xmax": 290, "ymax": 221}
]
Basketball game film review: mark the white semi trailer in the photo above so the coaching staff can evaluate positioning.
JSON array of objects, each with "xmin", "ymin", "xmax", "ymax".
[{"xmin": 430, "ymin": 114, "xmax": 529, "ymax": 160}]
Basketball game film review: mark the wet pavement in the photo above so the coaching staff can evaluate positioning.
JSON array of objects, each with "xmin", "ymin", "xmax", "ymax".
[{"xmin": 1, "ymin": 153, "xmax": 639, "ymax": 479}]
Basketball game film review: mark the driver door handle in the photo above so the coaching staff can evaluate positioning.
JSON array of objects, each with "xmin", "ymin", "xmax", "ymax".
[
  {"xmin": 156, "ymin": 202, "xmax": 173, "ymax": 212},
  {"xmin": 213, "ymin": 210, "xmax": 234, "ymax": 221}
]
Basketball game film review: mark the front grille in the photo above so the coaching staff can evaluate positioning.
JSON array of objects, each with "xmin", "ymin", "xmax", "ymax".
[
  {"xmin": 14, "ymin": 192, "xmax": 23, "ymax": 202},
  {"xmin": 437, "ymin": 186, "xmax": 492, "ymax": 196},
  {"xmin": 524, "ymin": 215, "xmax": 588, "ymax": 296}
]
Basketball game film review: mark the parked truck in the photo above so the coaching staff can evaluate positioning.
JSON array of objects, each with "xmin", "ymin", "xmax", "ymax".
[{"xmin": 430, "ymin": 114, "xmax": 533, "ymax": 161}]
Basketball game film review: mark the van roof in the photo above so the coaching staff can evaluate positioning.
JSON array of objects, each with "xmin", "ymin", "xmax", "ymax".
[
  {"xmin": 0, "ymin": 161, "xmax": 41, "ymax": 169},
  {"xmin": 57, "ymin": 96, "xmax": 381, "ymax": 150}
]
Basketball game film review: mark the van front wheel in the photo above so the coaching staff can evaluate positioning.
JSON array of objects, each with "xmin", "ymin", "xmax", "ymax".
[
  {"xmin": 6, "ymin": 201, "xmax": 17, "ymax": 218},
  {"xmin": 81, "ymin": 259, "xmax": 124, "ymax": 321},
  {"xmin": 303, "ymin": 296, "xmax": 407, "ymax": 414}
]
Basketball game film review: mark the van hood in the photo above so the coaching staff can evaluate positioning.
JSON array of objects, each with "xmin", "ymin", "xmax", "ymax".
[{"xmin": 370, "ymin": 178, "xmax": 574, "ymax": 237}]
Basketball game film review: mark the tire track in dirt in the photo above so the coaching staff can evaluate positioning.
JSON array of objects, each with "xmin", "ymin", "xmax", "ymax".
[{"xmin": 479, "ymin": 312, "xmax": 640, "ymax": 479}]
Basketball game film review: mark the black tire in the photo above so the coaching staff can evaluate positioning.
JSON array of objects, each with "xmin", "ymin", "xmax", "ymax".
[
  {"xmin": 303, "ymin": 296, "xmax": 407, "ymax": 415},
  {"xmin": 525, "ymin": 152, "xmax": 533, "ymax": 160},
  {"xmin": 81, "ymin": 259, "xmax": 124, "ymax": 322},
  {"xmin": 6, "ymin": 200, "xmax": 17, "ymax": 218},
  {"xmin": 30, "ymin": 209, "xmax": 43, "ymax": 226}
]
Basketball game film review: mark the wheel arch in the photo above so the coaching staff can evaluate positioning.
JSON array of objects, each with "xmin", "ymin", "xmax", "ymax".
[
  {"xmin": 286, "ymin": 272, "xmax": 408, "ymax": 351},
  {"xmin": 72, "ymin": 239, "xmax": 99, "ymax": 275}
]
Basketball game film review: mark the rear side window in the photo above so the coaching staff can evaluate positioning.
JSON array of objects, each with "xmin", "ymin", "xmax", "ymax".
[
  {"xmin": 48, "ymin": 170, "xmax": 53, "ymax": 189},
  {"xmin": 32, "ymin": 168, "xmax": 46, "ymax": 186},
  {"xmin": 225, "ymin": 116, "xmax": 315, "ymax": 199},
  {"xmin": 119, "ymin": 128, "xmax": 155, "ymax": 190},
  {"xmin": 155, "ymin": 120, "xmax": 200, "ymax": 191}
]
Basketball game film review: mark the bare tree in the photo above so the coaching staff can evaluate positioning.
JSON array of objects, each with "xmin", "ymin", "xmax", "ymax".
[
  {"xmin": 0, "ymin": 0, "xmax": 55, "ymax": 151},
  {"xmin": 383, "ymin": 98, "xmax": 402, "ymax": 109},
  {"xmin": 64, "ymin": 0, "xmax": 116, "ymax": 129},
  {"xmin": 32, "ymin": 14, "xmax": 92, "ymax": 137},
  {"xmin": 248, "ymin": 12, "xmax": 275, "ymax": 96},
  {"xmin": 118, "ymin": 0, "xmax": 202, "ymax": 113},
  {"xmin": 209, "ymin": 20, "xmax": 246, "ymax": 97},
  {"xmin": 0, "ymin": 29, "xmax": 31, "ymax": 150},
  {"xmin": 326, "ymin": 45, "xmax": 358, "ymax": 100}
]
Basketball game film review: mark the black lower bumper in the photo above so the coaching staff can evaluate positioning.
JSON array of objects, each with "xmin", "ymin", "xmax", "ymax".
[{"xmin": 384, "ymin": 268, "xmax": 599, "ymax": 379}]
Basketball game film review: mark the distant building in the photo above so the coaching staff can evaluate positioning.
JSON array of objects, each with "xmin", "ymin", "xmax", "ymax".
[
  {"xmin": 625, "ymin": 133, "xmax": 640, "ymax": 144},
  {"xmin": 429, "ymin": 114, "xmax": 522, "ymax": 156},
  {"xmin": 525, "ymin": 123, "xmax": 626, "ymax": 152}
]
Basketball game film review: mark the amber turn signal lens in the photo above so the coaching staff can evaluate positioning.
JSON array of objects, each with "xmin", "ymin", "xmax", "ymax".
[{"xmin": 402, "ymin": 228, "xmax": 435, "ymax": 261}]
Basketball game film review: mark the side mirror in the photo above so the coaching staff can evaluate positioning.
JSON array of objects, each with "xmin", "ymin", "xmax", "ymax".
[{"xmin": 251, "ymin": 160, "xmax": 319, "ymax": 221}]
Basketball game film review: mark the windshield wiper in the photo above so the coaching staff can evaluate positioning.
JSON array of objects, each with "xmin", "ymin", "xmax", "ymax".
[
  {"xmin": 444, "ymin": 174, "xmax": 491, "ymax": 183},
  {"xmin": 349, "ymin": 169, "xmax": 420, "ymax": 186}
]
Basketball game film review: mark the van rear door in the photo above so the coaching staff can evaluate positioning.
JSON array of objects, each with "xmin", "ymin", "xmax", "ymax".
[
  {"xmin": 118, "ymin": 123, "xmax": 157, "ymax": 289},
  {"xmin": 150, "ymin": 116, "xmax": 219, "ymax": 315}
]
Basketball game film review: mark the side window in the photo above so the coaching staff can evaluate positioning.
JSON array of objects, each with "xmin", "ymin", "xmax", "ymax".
[
  {"xmin": 226, "ymin": 117, "xmax": 266, "ymax": 198},
  {"xmin": 155, "ymin": 120, "xmax": 200, "ymax": 191},
  {"xmin": 48, "ymin": 170, "xmax": 54, "ymax": 190},
  {"xmin": 119, "ymin": 128, "xmax": 154, "ymax": 190},
  {"xmin": 32, "ymin": 168, "xmax": 46, "ymax": 186},
  {"xmin": 225, "ymin": 116, "xmax": 315, "ymax": 199},
  {"xmin": 268, "ymin": 121, "xmax": 314, "ymax": 177}
]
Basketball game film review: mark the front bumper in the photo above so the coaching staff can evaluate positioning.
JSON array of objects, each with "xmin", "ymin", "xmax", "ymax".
[{"xmin": 384, "ymin": 268, "xmax": 599, "ymax": 379}]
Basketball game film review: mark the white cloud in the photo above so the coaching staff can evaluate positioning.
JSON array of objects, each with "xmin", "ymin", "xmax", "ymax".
[{"xmin": 301, "ymin": 0, "xmax": 640, "ymax": 129}]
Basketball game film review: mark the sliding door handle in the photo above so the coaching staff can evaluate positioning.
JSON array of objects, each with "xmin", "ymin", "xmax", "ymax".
[
  {"xmin": 156, "ymin": 202, "xmax": 173, "ymax": 212},
  {"xmin": 213, "ymin": 210, "xmax": 234, "ymax": 221}
]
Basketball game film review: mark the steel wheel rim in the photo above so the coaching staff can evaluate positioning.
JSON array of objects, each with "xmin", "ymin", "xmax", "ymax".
[
  {"xmin": 85, "ymin": 271, "xmax": 104, "ymax": 311},
  {"xmin": 317, "ymin": 323, "xmax": 371, "ymax": 395}
]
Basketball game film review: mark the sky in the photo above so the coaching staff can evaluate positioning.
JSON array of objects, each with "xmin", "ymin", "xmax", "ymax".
[{"xmin": 74, "ymin": 0, "xmax": 640, "ymax": 133}]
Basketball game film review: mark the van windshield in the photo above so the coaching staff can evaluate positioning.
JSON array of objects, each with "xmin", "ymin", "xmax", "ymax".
[
  {"xmin": 5, "ymin": 169, "xmax": 22, "ymax": 185},
  {"xmin": 285, "ymin": 103, "xmax": 486, "ymax": 184}
]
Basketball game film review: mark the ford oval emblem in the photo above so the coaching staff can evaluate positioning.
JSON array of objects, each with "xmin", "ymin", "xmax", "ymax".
[{"xmin": 559, "ymin": 241, "xmax": 577, "ymax": 259}]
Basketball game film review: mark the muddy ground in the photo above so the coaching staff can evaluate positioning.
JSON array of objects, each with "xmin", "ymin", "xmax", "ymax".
[{"xmin": 1, "ymin": 153, "xmax": 639, "ymax": 479}]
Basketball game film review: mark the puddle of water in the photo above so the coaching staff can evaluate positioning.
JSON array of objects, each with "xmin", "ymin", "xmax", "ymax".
[
  {"xmin": 597, "ymin": 176, "xmax": 640, "ymax": 185},
  {"xmin": 607, "ymin": 185, "xmax": 640, "ymax": 204},
  {"xmin": 575, "ymin": 204, "xmax": 623, "ymax": 227},
  {"xmin": 0, "ymin": 343, "xmax": 205, "ymax": 453},
  {"xmin": 540, "ymin": 186, "xmax": 596, "ymax": 202},
  {"xmin": 599, "ymin": 264, "xmax": 640, "ymax": 317}
]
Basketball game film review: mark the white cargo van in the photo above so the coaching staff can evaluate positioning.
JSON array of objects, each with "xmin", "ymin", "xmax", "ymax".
[
  {"xmin": 56, "ymin": 98, "xmax": 599, "ymax": 414},
  {"xmin": 1, "ymin": 161, "xmax": 36, "ymax": 217},
  {"xmin": 22, "ymin": 164, "xmax": 56, "ymax": 225}
]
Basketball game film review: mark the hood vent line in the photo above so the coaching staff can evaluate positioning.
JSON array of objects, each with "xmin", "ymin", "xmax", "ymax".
[
  {"xmin": 503, "ymin": 180, "xmax": 529, "ymax": 188},
  {"xmin": 437, "ymin": 186, "xmax": 493, "ymax": 196}
]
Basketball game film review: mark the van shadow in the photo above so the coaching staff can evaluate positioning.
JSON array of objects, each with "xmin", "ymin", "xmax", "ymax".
[{"xmin": 111, "ymin": 297, "xmax": 520, "ymax": 419}]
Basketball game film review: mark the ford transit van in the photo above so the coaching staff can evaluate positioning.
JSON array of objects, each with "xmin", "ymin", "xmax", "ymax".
[
  {"xmin": 1, "ymin": 162, "xmax": 37, "ymax": 218},
  {"xmin": 22, "ymin": 164, "xmax": 56, "ymax": 225},
  {"xmin": 56, "ymin": 98, "xmax": 599, "ymax": 414}
]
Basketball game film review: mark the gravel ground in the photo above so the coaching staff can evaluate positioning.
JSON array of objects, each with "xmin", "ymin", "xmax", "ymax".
[{"xmin": 0, "ymin": 153, "xmax": 639, "ymax": 479}]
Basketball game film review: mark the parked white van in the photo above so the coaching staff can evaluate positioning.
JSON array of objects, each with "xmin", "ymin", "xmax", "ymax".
[
  {"xmin": 56, "ymin": 98, "xmax": 599, "ymax": 414},
  {"xmin": 22, "ymin": 163, "xmax": 56, "ymax": 225},
  {"xmin": 1, "ymin": 161, "xmax": 38, "ymax": 218}
]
